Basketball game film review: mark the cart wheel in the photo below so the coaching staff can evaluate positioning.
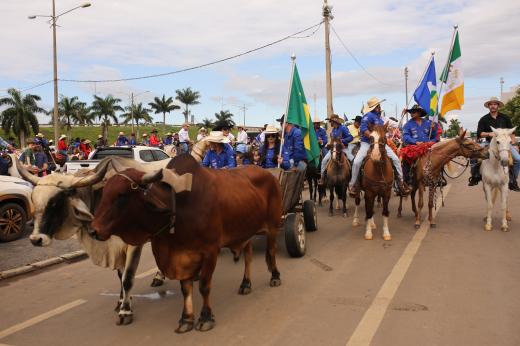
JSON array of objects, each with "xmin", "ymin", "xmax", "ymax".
[
  {"xmin": 284, "ymin": 213, "xmax": 306, "ymax": 258},
  {"xmin": 303, "ymin": 200, "xmax": 318, "ymax": 232}
]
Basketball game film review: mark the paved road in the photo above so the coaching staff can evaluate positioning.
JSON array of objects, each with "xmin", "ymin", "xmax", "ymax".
[{"xmin": 0, "ymin": 177, "xmax": 519, "ymax": 346}]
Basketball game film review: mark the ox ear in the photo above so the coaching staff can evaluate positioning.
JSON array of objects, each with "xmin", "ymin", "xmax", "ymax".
[
  {"xmin": 161, "ymin": 169, "xmax": 193, "ymax": 193},
  {"xmin": 70, "ymin": 198, "xmax": 93, "ymax": 223},
  {"xmin": 15, "ymin": 158, "xmax": 41, "ymax": 185}
]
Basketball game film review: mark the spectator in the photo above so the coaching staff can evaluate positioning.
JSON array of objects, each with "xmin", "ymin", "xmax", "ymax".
[
  {"xmin": 116, "ymin": 132, "xmax": 129, "ymax": 146},
  {"xmin": 236, "ymin": 125, "xmax": 248, "ymax": 145},
  {"xmin": 19, "ymin": 139, "xmax": 48, "ymax": 176},
  {"xmin": 178, "ymin": 123, "xmax": 191, "ymax": 154},
  {"xmin": 141, "ymin": 133, "xmax": 149, "ymax": 146},
  {"xmin": 57, "ymin": 134, "xmax": 68, "ymax": 159},
  {"xmin": 259, "ymin": 125, "xmax": 281, "ymax": 169},
  {"xmin": 80, "ymin": 139, "xmax": 92, "ymax": 159},
  {"xmin": 163, "ymin": 132, "xmax": 173, "ymax": 145},
  {"xmin": 276, "ymin": 115, "xmax": 306, "ymax": 170},
  {"xmin": 255, "ymin": 124, "xmax": 268, "ymax": 145},
  {"xmin": 149, "ymin": 129, "xmax": 160, "ymax": 147},
  {"xmin": 197, "ymin": 127, "xmax": 207, "ymax": 141},
  {"xmin": 129, "ymin": 133, "xmax": 137, "ymax": 146},
  {"xmin": 95, "ymin": 134, "xmax": 106, "ymax": 148}
]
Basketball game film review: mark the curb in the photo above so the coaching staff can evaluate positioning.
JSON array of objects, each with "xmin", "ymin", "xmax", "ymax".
[{"xmin": 0, "ymin": 250, "xmax": 87, "ymax": 280}]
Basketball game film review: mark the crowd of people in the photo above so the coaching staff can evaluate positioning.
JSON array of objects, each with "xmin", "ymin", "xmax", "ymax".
[{"xmin": 1, "ymin": 96, "xmax": 519, "ymax": 192}]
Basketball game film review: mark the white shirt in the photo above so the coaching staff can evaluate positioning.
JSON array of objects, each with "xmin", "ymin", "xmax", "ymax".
[
  {"xmin": 236, "ymin": 130, "xmax": 248, "ymax": 144},
  {"xmin": 197, "ymin": 133, "xmax": 206, "ymax": 141},
  {"xmin": 226, "ymin": 133, "xmax": 235, "ymax": 142},
  {"xmin": 178, "ymin": 128, "xmax": 190, "ymax": 143}
]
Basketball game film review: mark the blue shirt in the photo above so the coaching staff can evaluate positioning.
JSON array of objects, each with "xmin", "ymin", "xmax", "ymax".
[
  {"xmin": 163, "ymin": 137, "xmax": 173, "ymax": 145},
  {"xmin": 260, "ymin": 146, "xmax": 278, "ymax": 168},
  {"xmin": 116, "ymin": 136, "xmax": 128, "ymax": 146},
  {"xmin": 281, "ymin": 126, "xmax": 306, "ymax": 170},
  {"xmin": 0, "ymin": 156, "xmax": 8, "ymax": 175},
  {"xmin": 403, "ymin": 119, "xmax": 439, "ymax": 145},
  {"xmin": 202, "ymin": 149, "xmax": 236, "ymax": 169},
  {"xmin": 315, "ymin": 127, "xmax": 328, "ymax": 147},
  {"xmin": 19, "ymin": 150, "xmax": 48, "ymax": 169},
  {"xmin": 360, "ymin": 111, "xmax": 385, "ymax": 143},
  {"xmin": 331, "ymin": 125, "xmax": 353, "ymax": 146},
  {"xmin": 128, "ymin": 137, "xmax": 137, "ymax": 145}
]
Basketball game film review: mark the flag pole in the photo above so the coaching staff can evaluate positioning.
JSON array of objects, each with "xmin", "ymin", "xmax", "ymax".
[
  {"xmin": 278, "ymin": 54, "xmax": 297, "ymax": 168},
  {"xmin": 435, "ymin": 25, "xmax": 458, "ymax": 123}
]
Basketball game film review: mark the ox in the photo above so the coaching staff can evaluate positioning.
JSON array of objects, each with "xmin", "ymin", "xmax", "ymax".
[
  {"xmin": 90, "ymin": 154, "xmax": 283, "ymax": 333},
  {"xmin": 16, "ymin": 157, "xmax": 168, "ymax": 325}
]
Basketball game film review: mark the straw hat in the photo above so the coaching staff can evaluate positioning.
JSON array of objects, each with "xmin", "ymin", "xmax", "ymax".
[
  {"xmin": 97, "ymin": 135, "xmax": 103, "ymax": 139},
  {"xmin": 142, "ymin": 133, "xmax": 148, "ymax": 137},
  {"xmin": 83, "ymin": 139, "xmax": 92, "ymax": 144},
  {"xmin": 59, "ymin": 134, "xmax": 67, "ymax": 140},
  {"xmin": 205, "ymin": 131, "xmax": 230, "ymax": 144},
  {"xmin": 484, "ymin": 96, "xmax": 504, "ymax": 108},
  {"xmin": 325, "ymin": 114, "xmax": 344, "ymax": 124},
  {"xmin": 182, "ymin": 122, "xmax": 190, "ymax": 127},
  {"xmin": 264, "ymin": 124, "xmax": 279, "ymax": 134},
  {"xmin": 118, "ymin": 131, "xmax": 124, "ymax": 136},
  {"xmin": 199, "ymin": 127, "xmax": 206, "ymax": 132},
  {"xmin": 312, "ymin": 115, "xmax": 323, "ymax": 123},
  {"xmin": 36, "ymin": 133, "xmax": 44, "ymax": 138},
  {"xmin": 363, "ymin": 97, "xmax": 386, "ymax": 114},
  {"xmin": 165, "ymin": 132, "xmax": 172, "ymax": 136}
]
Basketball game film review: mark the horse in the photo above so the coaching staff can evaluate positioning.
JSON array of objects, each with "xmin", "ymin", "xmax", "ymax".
[
  {"xmin": 481, "ymin": 127, "xmax": 516, "ymax": 232},
  {"xmin": 356, "ymin": 125, "xmax": 393, "ymax": 240},
  {"xmin": 325, "ymin": 137, "xmax": 351, "ymax": 217},
  {"xmin": 306, "ymin": 150, "xmax": 324, "ymax": 204},
  {"xmin": 399, "ymin": 130, "xmax": 489, "ymax": 228}
]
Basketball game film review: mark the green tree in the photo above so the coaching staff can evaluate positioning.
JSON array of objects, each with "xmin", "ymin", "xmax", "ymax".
[
  {"xmin": 445, "ymin": 118, "xmax": 461, "ymax": 138},
  {"xmin": 55, "ymin": 95, "xmax": 82, "ymax": 139},
  {"xmin": 90, "ymin": 95, "xmax": 123, "ymax": 139},
  {"xmin": 502, "ymin": 89, "xmax": 520, "ymax": 135},
  {"xmin": 199, "ymin": 118, "xmax": 215, "ymax": 129},
  {"xmin": 74, "ymin": 102, "xmax": 95, "ymax": 126},
  {"xmin": 213, "ymin": 110, "xmax": 235, "ymax": 129},
  {"xmin": 175, "ymin": 87, "xmax": 200, "ymax": 124},
  {"xmin": 121, "ymin": 103, "xmax": 153, "ymax": 136},
  {"xmin": 148, "ymin": 94, "xmax": 180, "ymax": 132},
  {"xmin": 0, "ymin": 88, "xmax": 46, "ymax": 146}
]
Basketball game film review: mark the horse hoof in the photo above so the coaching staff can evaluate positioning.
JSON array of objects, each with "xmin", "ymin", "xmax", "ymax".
[
  {"xmin": 484, "ymin": 225, "xmax": 492, "ymax": 232},
  {"xmin": 343, "ymin": 213, "xmax": 347, "ymax": 218},
  {"xmin": 352, "ymin": 220, "xmax": 360, "ymax": 227},
  {"xmin": 175, "ymin": 320, "xmax": 195, "ymax": 333},
  {"xmin": 364, "ymin": 234, "xmax": 373, "ymax": 240},
  {"xmin": 382, "ymin": 235, "xmax": 392, "ymax": 241},
  {"xmin": 116, "ymin": 314, "xmax": 133, "ymax": 326},
  {"xmin": 195, "ymin": 318, "xmax": 215, "ymax": 332},
  {"xmin": 150, "ymin": 278, "xmax": 164, "ymax": 287},
  {"xmin": 238, "ymin": 286, "xmax": 252, "ymax": 295},
  {"xmin": 430, "ymin": 223, "xmax": 436, "ymax": 229},
  {"xmin": 270, "ymin": 278, "xmax": 282, "ymax": 287},
  {"xmin": 506, "ymin": 215, "xmax": 512, "ymax": 222},
  {"xmin": 501, "ymin": 226, "xmax": 509, "ymax": 232},
  {"xmin": 397, "ymin": 213, "xmax": 402, "ymax": 218},
  {"xmin": 414, "ymin": 224, "xmax": 420, "ymax": 229}
]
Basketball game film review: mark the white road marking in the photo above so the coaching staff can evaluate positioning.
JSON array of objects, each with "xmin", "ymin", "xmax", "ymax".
[
  {"xmin": 346, "ymin": 185, "xmax": 452, "ymax": 346},
  {"xmin": 135, "ymin": 267, "xmax": 158, "ymax": 279},
  {"xmin": 0, "ymin": 299, "xmax": 86, "ymax": 340}
]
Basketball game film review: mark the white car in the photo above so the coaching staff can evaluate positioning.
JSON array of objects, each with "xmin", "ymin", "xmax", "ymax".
[{"xmin": 0, "ymin": 175, "xmax": 34, "ymax": 242}]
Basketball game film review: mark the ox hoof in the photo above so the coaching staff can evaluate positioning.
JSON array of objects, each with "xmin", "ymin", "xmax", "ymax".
[
  {"xmin": 150, "ymin": 278, "xmax": 164, "ymax": 287},
  {"xmin": 175, "ymin": 320, "xmax": 194, "ymax": 334},
  {"xmin": 382, "ymin": 235, "xmax": 392, "ymax": 241},
  {"xmin": 484, "ymin": 224, "xmax": 492, "ymax": 232},
  {"xmin": 270, "ymin": 278, "xmax": 282, "ymax": 287},
  {"xmin": 116, "ymin": 314, "xmax": 133, "ymax": 326},
  {"xmin": 364, "ymin": 234, "xmax": 373, "ymax": 240},
  {"xmin": 195, "ymin": 318, "xmax": 215, "ymax": 332},
  {"xmin": 501, "ymin": 226, "xmax": 510, "ymax": 232}
]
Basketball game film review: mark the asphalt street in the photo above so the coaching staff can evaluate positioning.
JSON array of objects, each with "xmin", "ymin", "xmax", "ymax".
[{"xmin": 0, "ymin": 175, "xmax": 519, "ymax": 346}]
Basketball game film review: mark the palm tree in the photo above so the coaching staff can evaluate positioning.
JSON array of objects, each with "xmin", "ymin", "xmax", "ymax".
[
  {"xmin": 148, "ymin": 94, "xmax": 180, "ymax": 132},
  {"xmin": 213, "ymin": 110, "xmax": 235, "ymax": 129},
  {"xmin": 175, "ymin": 87, "xmax": 200, "ymax": 124},
  {"xmin": 90, "ymin": 95, "xmax": 123, "ymax": 139},
  {"xmin": 56, "ymin": 96, "xmax": 82, "ymax": 138},
  {"xmin": 0, "ymin": 88, "xmax": 46, "ymax": 146},
  {"xmin": 121, "ymin": 103, "xmax": 152, "ymax": 136},
  {"xmin": 198, "ymin": 118, "xmax": 215, "ymax": 129},
  {"xmin": 74, "ymin": 102, "xmax": 94, "ymax": 126}
]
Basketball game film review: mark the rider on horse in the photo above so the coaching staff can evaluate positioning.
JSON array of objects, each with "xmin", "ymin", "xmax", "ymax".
[
  {"xmin": 313, "ymin": 116, "xmax": 328, "ymax": 157},
  {"xmin": 347, "ymin": 115, "xmax": 362, "ymax": 161},
  {"xmin": 319, "ymin": 114, "xmax": 353, "ymax": 183},
  {"xmin": 348, "ymin": 97, "xmax": 410, "ymax": 197},
  {"xmin": 401, "ymin": 105, "xmax": 439, "ymax": 184}
]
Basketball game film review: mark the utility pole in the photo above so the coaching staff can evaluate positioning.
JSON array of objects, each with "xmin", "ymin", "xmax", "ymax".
[
  {"xmin": 313, "ymin": 93, "xmax": 317, "ymax": 119},
  {"xmin": 323, "ymin": 0, "xmax": 334, "ymax": 120},
  {"xmin": 51, "ymin": 0, "xmax": 59, "ymax": 145},
  {"xmin": 130, "ymin": 92, "xmax": 135, "ymax": 136},
  {"xmin": 500, "ymin": 77, "xmax": 504, "ymax": 100}
]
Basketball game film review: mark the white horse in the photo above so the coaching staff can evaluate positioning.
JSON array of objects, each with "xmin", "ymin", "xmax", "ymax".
[{"xmin": 481, "ymin": 127, "xmax": 516, "ymax": 232}]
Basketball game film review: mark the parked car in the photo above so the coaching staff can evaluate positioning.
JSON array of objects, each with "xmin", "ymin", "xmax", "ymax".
[
  {"xmin": 0, "ymin": 175, "xmax": 33, "ymax": 242},
  {"xmin": 64, "ymin": 146, "xmax": 170, "ymax": 174}
]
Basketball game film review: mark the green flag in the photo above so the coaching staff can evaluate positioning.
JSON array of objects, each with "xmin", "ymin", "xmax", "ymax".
[{"xmin": 286, "ymin": 65, "xmax": 321, "ymax": 167}]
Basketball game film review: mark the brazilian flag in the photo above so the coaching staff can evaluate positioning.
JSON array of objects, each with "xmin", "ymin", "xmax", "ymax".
[{"xmin": 286, "ymin": 65, "xmax": 321, "ymax": 167}]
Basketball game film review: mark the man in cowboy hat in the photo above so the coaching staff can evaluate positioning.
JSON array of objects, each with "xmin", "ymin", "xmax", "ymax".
[
  {"xmin": 469, "ymin": 97, "xmax": 520, "ymax": 191},
  {"xmin": 236, "ymin": 124, "xmax": 248, "ymax": 146},
  {"xmin": 319, "ymin": 114, "xmax": 353, "ymax": 181},
  {"xmin": 95, "ymin": 134, "xmax": 106, "ymax": 148},
  {"xmin": 141, "ymin": 133, "xmax": 150, "ymax": 146},
  {"xmin": 163, "ymin": 132, "xmax": 173, "ymax": 145},
  {"xmin": 57, "ymin": 134, "xmax": 68, "ymax": 158},
  {"xmin": 313, "ymin": 115, "xmax": 328, "ymax": 153},
  {"xmin": 116, "ymin": 131, "xmax": 128, "ymax": 146},
  {"xmin": 402, "ymin": 105, "xmax": 439, "ymax": 146},
  {"xmin": 178, "ymin": 123, "xmax": 191, "ymax": 154},
  {"xmin": 202, "ymin": 131, "xmax": 236, "ymax": 169},
  {"xmin": 276, "ymin": 115, "xmax": 306, "ymax": 170},
  {"xmin": 347, "ymin": 115, "xmax": 363, "ymax": 161},
  {"xmin": 349, "ymin": 97, "xmax": 410, "ymax": 196},
  {"xmin": 149, "ymin": 128, "xmax": 160, "ymax": 147}
]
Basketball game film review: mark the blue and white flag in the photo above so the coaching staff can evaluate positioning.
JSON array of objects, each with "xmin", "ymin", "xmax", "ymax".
[{"xmin": 413, "ymin": 57, "xmax": 438, "ymax": 117}]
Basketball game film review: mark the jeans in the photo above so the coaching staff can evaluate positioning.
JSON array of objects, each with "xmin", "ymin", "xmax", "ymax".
[
  {"xmin": 179, "ymin": 142, "xmax": 189, "ymax": 154},
  {"xmin": 471, "ymin": 142, "xmax": 520, "ymax": 181},
  {"xmin": 349, "ymin": 141, "xmax": 403, "ymax": 187},
  {"xmin": 321, "ymin": 148, "xmax": 348, "ymax": 175}
]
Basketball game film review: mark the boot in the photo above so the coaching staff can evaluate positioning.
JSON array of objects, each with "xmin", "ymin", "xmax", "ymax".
[
  {"xmin": 468, "ymin": 176, "xmax": 480, "ymax": 186},
  {"xmin": 509, "ymin": 179, "xmax": 520, "ymax": 192},
  {"xmin": 348, "ymin": 183, "xmax": 360, "ymax": 198},
  {"xmin": 397, "ymin": 180, "xmax": 411, "ymax": 197},
  {"xmin": 318, "ymin": 171, "xmax": 326, "ymax": 187}
]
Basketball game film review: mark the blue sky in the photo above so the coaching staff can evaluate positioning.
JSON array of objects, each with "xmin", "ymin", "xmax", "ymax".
[{"xmin": 1, "ymin": 0, "xmax": 519, "ymax": 131}]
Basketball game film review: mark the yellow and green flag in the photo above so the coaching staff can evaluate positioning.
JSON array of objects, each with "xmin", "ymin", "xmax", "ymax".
[
  {"xmin": 287, "ymin": 65, "xmax": 321, "ymax": 167},
  {"xmin": 440, "ymin": 30, "xmax": 464, "ymax": 116}
]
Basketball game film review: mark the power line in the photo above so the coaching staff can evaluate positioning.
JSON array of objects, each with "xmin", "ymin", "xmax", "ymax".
[
  {"xmin": 0, "ymin": 80, "xmax": 54, "ymax": 97},
  {"xmin": 60, "ymin": 21, "xmax": 324, "ymax": 84},
  {"xmin": 330, "ymin": 24, "xmax": 398, "ymax": 87}
]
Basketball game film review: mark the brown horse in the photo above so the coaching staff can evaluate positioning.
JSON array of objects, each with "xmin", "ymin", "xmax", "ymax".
[
  {"xmin": 325, "ymin": 138, "xmax": 350, "ymax": 217},
  {"xmin": 398, "ymin": 130, "xmax": 489, "ymax": 228},
  {"xmin": 358, "ymin": 125, "xmax": 393, "ymax": 240}
]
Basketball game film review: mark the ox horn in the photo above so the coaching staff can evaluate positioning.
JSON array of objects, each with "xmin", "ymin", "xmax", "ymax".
[
  {"xmin": 71, "ymin": 158, "xmax": 111, "ymax": 188},
  {"xmin": 15, "ymin": 158, "xmax": 41, "ymax": 186}
]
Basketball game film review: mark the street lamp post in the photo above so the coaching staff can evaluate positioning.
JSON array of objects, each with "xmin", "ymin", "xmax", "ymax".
[{"xmin": 29, "ymin": 1, "xmax": 91, "ymax": 145}]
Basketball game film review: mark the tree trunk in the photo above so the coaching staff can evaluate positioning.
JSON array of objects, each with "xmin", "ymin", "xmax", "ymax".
[
  {"xmin": 184, "ymin": 105, "xmax": 189, "ymax": 124},
  {"xmin": 19, "ymin": 131, "xmax": 26, "ymax": 149},
  {"xmin": 163, "ymin": 112, "xmax": 166, "ymax": 133},
  {"xmin": 67, "ymin": 116, "xmax": 72, "ymax": 140}
]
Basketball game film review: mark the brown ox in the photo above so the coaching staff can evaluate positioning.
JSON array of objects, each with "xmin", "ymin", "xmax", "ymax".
[{"xmin": 90, "ymin": 154, "xmax": 283, "ymax": 333}]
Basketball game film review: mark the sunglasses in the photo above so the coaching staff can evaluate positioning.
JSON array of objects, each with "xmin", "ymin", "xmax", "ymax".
[{"xmin": 266, "ymin": 134, "xmax": 276, "ymax": 138}]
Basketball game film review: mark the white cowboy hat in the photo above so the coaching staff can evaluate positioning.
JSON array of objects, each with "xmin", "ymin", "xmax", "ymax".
[
  {"xmin": 362, "ymin": 97, "xmax": 386, "ymax": 114},
  {"xmin": 312, "ymin": 115, "xmax": 323, "ymax": 123},
  {"xmin": 36, "ymin": 133, "xmax": 44, "ymax": 138},
  {"xmin": 83, "ymin": 139, "xmax": 92, "ymax": 144},
  {"xmin": 205, "ymin": 131, "xmax": 230, "ymax": 144},
  {"xmin": 142, "ymin": 133, "xmax": 148, "ymax": 137},
  {"xmin": 199, "ymin": 127, "xmax": 206, "ymax": 132},
  {"xmin": 59, "ymin": 134, "xmax": 67, "ymax": 140},
  {"xmin": 264, "ymin": 124, "xmax": 279, "ymax": 134},
  {"xmin": 484, "ymin": 96, "xmax": 504, "ymax": 108},
  {"xmin": 97, "ymin": 135, "xmax": 103, "ymax": 139},
  {"xmin": 165, "ymin": 132, "xmax": 172, "ymax": 136},
  {"xmin": 118, "ymin": 131, "xmax": 124, "ymax": 136}
]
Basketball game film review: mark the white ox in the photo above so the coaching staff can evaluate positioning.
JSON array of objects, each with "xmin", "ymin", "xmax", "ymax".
[{"xmin": 16, "ymin": 157, "xmax": 169, "ymax": 325}]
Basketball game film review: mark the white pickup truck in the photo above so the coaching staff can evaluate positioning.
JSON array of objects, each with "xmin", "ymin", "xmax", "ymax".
[{"xmin": 63, "ymin": 146, "xmax": 171, "ymax": 174}]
